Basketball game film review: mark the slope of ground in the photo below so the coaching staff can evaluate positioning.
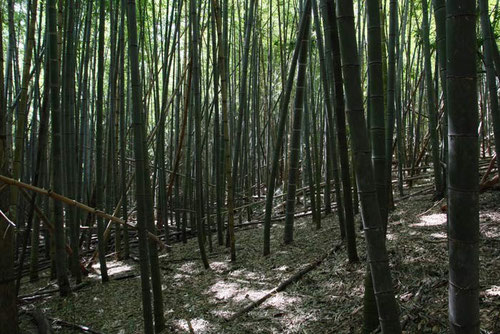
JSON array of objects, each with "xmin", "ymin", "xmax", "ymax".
[{"xmin": 19, "ymin": 189, "xmax": 500, "ymax": 333}]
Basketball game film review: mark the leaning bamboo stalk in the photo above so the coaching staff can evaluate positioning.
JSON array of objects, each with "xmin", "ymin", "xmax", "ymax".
[
  {"xmin": 19, "ymin": 188, "xmax": 75, "ymax": 256},
  {"xmin": 0, "ymin": 175, "xmax": 164, "ymax": 249},
  {"xmin": 480, "ymin": 155, "xmax": 497, "ymax": 185}
]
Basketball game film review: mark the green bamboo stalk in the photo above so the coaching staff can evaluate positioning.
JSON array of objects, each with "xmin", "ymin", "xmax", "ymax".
[
  {"xmin": 48, "ymin": 0, "xmax": 71, "ymax": 297},
  {"xmin": 191, "ymin": 0, "xmax": 210, "ymax": 269},
  {"xmin": 283, "ymin": 4, "xmax": 311, "ymax": 245},
  {"xmin": 96, "ymin": 0, "xmax": 109, "ymax": 283},
  {"xmin": 446, "ymin": 0, "xmax": 479, "ymax": 332},
  {"xmin": 421, "ymin": 0, "xmax": 444, "ymax": 199},
  {"xmin": 334, "ymin": 0, "xmax": 402, "ymax": 331},
  {"xmin": 263, "ymin": 0, "xmax": 311, "ymax": 255},
  {"xmin": 479, "ymin": 0, "xmax": 500, "ymax": 175},
  {"xmin": 125, "ymin": 0, "xmax": 155, "ymax": 332}
]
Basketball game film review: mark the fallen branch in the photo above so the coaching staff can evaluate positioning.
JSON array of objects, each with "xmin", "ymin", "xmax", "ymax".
[
  {"xmin": 0, "ymin": 208, "xmax": 15, "ymax": 227},
  {"xmin": 480, "ymin": 175, "xmax": 499, "ymax": 193},
  {"xmin": 49, "ymin": 318, "xmax": 104, "ymax": 334},
  {"xmin": 19, "ymin": 281, "xmax": 90, "ymax": 301},
  {"xmin": 228, "ymin": 243, "xmax": 342, "ymax": 321},
  {"xmin": 394, "ymin": 185, "xmax": 434, "ymax": 203},
  {"xmin": 417, "ymin": 198, "xmax": 445, "ymax": 218},
  {"xmin": 0, "ymin": 175, "xmax": 164, "ymax": 249},
  {"xmin": 111, "ymin": 273, "xmax": 140, "ymax": 281},
  {"xmin": 480, "ymin": 154, "xmax": 497, "ymax": 185}
]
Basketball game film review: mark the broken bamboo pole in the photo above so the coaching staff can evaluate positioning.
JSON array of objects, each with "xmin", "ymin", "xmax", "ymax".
[
  {"xmin": 228, "ymin": 243, "xmax": 342, "ymax": 321},
  {"xmin": 0, "ymin": 175, "xmax": 164, "ymax": 249}
]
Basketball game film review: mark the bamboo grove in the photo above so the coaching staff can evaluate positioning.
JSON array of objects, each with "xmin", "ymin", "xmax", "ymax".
[{"xmin": 0, "ymin": 0, "xmax": 497, "ymax": 332}]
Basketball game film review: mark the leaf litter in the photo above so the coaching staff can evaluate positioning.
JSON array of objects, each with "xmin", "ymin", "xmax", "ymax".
[{"xmin": 19, "ymin": 189, "xmax": 500, "ymax": 333}]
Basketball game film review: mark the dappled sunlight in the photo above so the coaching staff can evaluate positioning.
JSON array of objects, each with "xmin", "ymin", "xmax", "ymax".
[
  {"xmin": 484, "ymin": 286, "xmax": 500, "ymax": 297},
  {"xmin": 274, "ymin": 265, "xmax": 290, "ymax": 272},
  {"xmin": 481, "ymin": 211, "xmax": 500, "ymax": 221},
  {"xmin": 480, "ymin": 222, "xmax": 500, "ymax": 239},
  {"xmin": 180, "ymin": 261, "xmax": 200, "ymax": 274},
  {"xmin": 210, "ymin": 309, "xmax": 233, "ymax": 318},
  {"xmin": 210, "ymin": 261, "xmax": 230, "ymax": 273},
  {"xmin": 410, "ymin": 213, "xmax": 447, "ymax": 227},
  {"xmin": 172, "ymin": 262, "xmax": 200, "ymax": 282},
  {"xmin": 430, "ymin": 232, "xmax": 447, "ymax": 239},
  {"xmin": 208, "ymin": 281, "xmax": 240, "ymax": 300},
  {"xmin": 386, "ymin": 233, "xmax": 398, "ymax": 241},
  {"xmin": 90, "ymin": 260, "xmax": 134, "ymax": 279},
  {"xmin": 232, "ymin": 288, "xmax": 267, "ymax": 303},
  {"xmin": 173, "ymin": 272, "xmax": 194, "ymax": 282},
  {"xmin": 229, "ymin": 268, "xmax": 261, "ymax": 281},
  {"xmin": 173, "ymin": 318, "xmax": 212, "ymax": 333},
  {"xmin": 263, "ymin": 292, "xmax": 300, "ymax": 310},
  {"xmin": 207, "ymin": 280, "xmax": 268, "ymax": 303}
]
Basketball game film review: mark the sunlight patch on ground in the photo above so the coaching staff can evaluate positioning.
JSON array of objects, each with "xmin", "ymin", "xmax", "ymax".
[
  {"xmin": 485, "ymin": 286, "xmax": 500, "ymax": 297},
  {"xmin": 172, "ymin": 261, "xmax": 202, "ymax": 282},
  {"xmin": 173, "ymin": 318, "xmax": 211, "ymax": 333},
  {"xmin": 482, "ymin": 211, "xmax": 500, "ymax": 221},
  {"xmin": 229, "ymin": 268, "xmax": 261, "ymax": 280},
  {"xmin": 430, "ymin": 232, "xmax": 447, "ymax": 239},
  {"xmin": 210, "ymin": 309, "xmax": 233, "ymax": 318},
  {"xmin": 180, "ymin": 261, "xmax": 199, "ymax": 274},
  {"xmin": 90, "ymin": 260, "xmax": 133, "ymax": 278},
  {"xmin": 232, "ymin": 288, "xmax": 268, "ymax": 302},
  {"xmin": 208, "ymin": 281, "xmax": 240, "ymax": 300},
  {"xmin": 173, "ymin": 273, "xmax": 191, "ymax": 281},
  {"xmin": 274, "ymin": 265, "xmax": 290, "ymax": 272},
  {"xmin": 410, "ymin": 213, "xmax": 447, "ymax": 227},
  {"xmin": 263, "ymin": 292, "xmax": 300, "ymax": 310},
  {"xmin": 207, "ymin": 280, "xmax": 271, "ymax": 304},
  {"xmin": 480, "ymin": 224, "xmax": 500, "ymax": 239},
  {"xmin": 210, "ymin": 261, "xmax": 230, "ymax": 273},
  {"xmin": 386, "ymin": 233, "xmax": 398, "ymax": 241}
]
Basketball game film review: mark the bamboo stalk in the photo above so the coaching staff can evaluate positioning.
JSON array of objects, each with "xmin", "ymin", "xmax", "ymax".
[{"xmin": 0, "ymin": 175, "xmax": 164, "ymax": 249}]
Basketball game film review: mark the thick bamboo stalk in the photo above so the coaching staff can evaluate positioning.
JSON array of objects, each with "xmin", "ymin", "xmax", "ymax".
[{"xmin": 446, "ymin": 0, "xmax": 479, "ymax": 332}]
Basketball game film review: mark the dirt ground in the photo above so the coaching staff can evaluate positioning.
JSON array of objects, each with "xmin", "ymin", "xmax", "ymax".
[{"xmin": 19, "ymin": 188, "xmax": 500, "ymax": 333}]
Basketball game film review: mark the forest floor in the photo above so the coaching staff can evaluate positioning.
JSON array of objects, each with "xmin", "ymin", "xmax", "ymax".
[{"xmin": 19, "ymin": 187, "xmax": 500, "ymax": 334}]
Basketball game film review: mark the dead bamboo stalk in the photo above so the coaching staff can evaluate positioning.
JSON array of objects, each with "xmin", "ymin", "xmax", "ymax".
[
  {"xmin": 228, "ymin": 244, "xmax": 342, "ymax": 321},
  {"xmin": 480, "ymin": 154, "xmax": 497, "ymax": 185},
  {"xmin": 0, "ymin": 174, "xmax": 164, "ymax": 249}
]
